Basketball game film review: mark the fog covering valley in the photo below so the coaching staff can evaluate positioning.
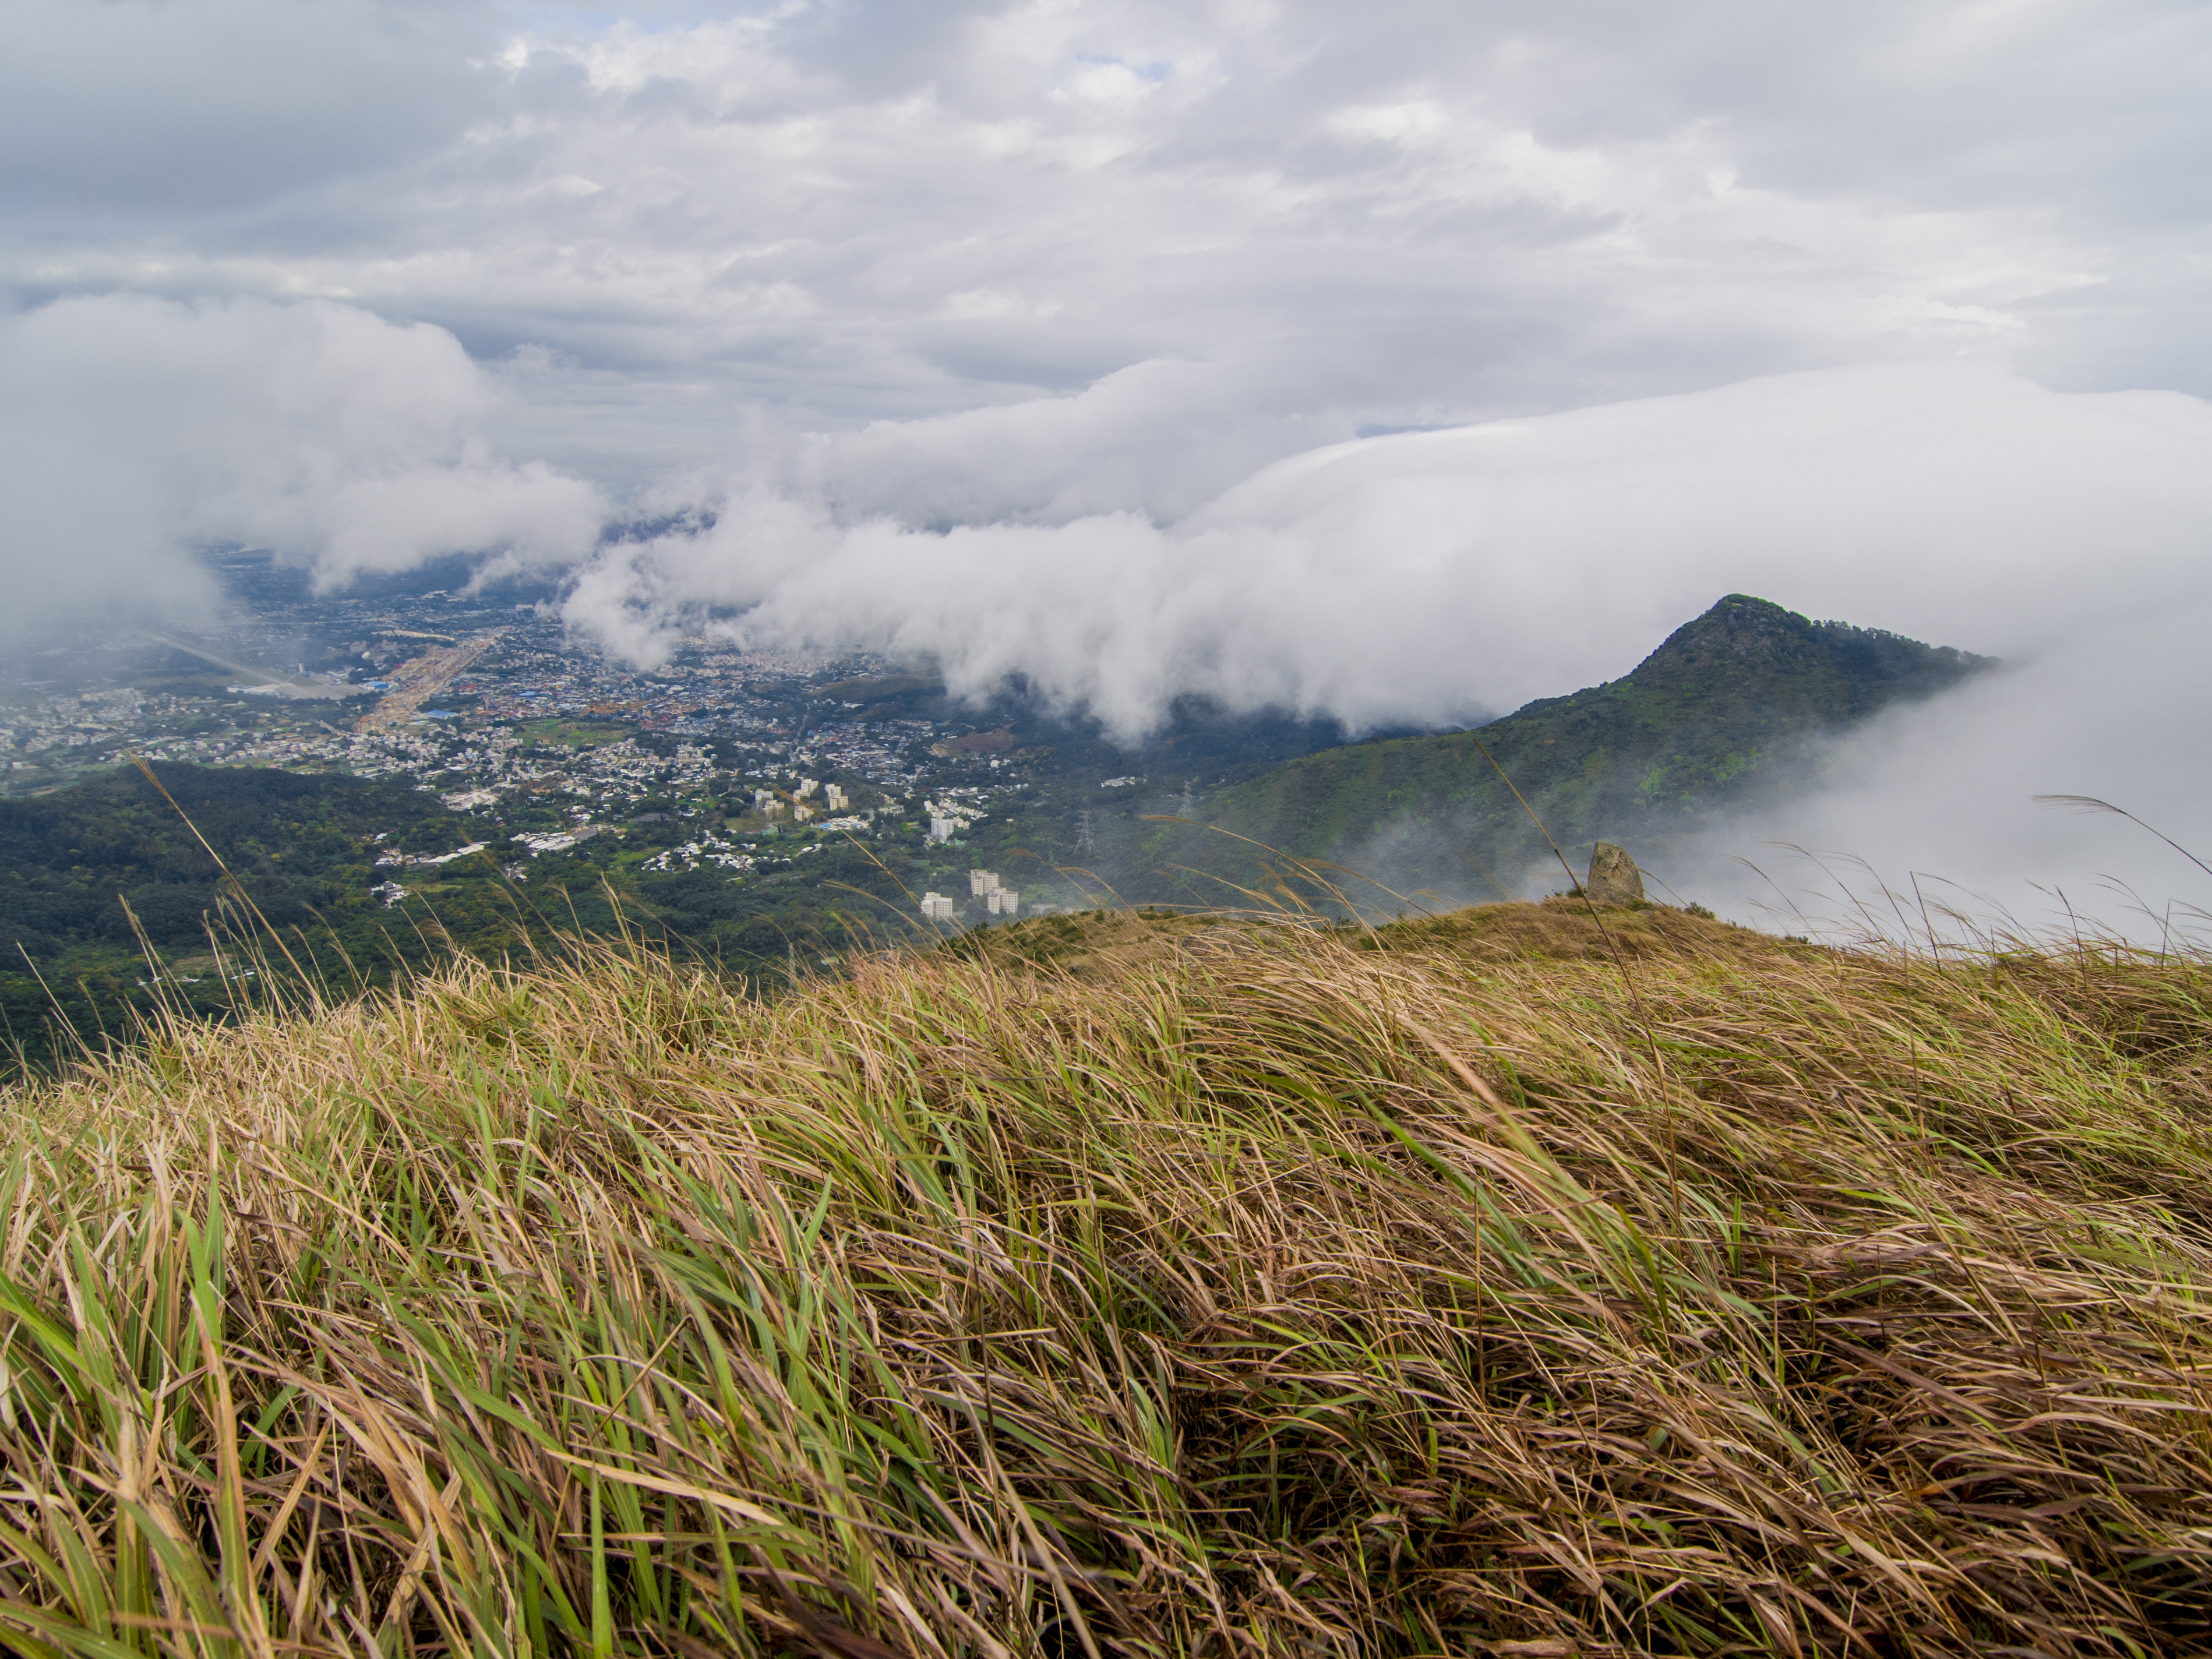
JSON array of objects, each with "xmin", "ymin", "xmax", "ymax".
[{"xmin": 9, "ymin": 350, "xmax": 2211, "ymax": 949}]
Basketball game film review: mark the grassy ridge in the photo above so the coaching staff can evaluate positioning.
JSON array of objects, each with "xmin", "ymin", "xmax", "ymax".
[{"xmin": 0, "ymin": 908, "xmax": 2208, "ymax": 1655}]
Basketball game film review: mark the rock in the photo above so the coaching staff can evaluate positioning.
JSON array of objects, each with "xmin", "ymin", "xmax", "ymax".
[{"xmin": 1586, "ymin": 841, "xmax": 1645, "ymax": 904}]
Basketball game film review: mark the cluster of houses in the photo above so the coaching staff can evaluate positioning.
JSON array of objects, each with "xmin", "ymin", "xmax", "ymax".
[
  {"xmin": 919, "ymin": 870, "xmax": 1021, "ymax": 924},
  {"xmin": 925, "ymin": 795, "xmax": 989, "ymax": 842}
]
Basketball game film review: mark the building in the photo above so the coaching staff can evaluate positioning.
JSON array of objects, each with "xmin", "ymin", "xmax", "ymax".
[
  {"xmin": 919, "ymin": 892, "xmax": 956, "ymax": 922},
  {"xmin": 985, "ymin": 888, "xmax": 1020, "ymax": 916}
]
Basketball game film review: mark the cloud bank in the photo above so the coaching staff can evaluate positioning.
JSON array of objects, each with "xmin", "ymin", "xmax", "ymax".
[
  {"xmin": 1680, "ymin": 613, "xmax": 2212, "ymax": 945},
  {"xmin": 556, "ymin": 358, "xmax": 2212, "ymax": 929},
  {"xmin": 9, "ymin": 1, "xmax": 2212, "ymax": 483},
  {"xmin": 566, "ymin": 360, "xmax": 2212, "ymax": 728}
]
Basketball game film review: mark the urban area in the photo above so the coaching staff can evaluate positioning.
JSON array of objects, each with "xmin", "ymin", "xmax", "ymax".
[{"xmin": 0, "ymin": 555, "xmax": 1096, "ymax": 927}]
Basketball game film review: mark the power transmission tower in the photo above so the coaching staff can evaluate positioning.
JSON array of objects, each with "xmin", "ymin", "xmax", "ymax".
[
  {"xmin": 1075, "ymin": 808, "xmax": 1095, "ymax": 854},
  {"xmin": 1178, "ymin": 779, "xmax": 1196, "ymax": 818}
]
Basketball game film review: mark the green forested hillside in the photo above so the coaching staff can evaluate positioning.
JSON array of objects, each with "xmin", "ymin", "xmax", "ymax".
[
  {"xmin": 1155, "ymin": 595, "xmax": 1992, "ymax": 903},
  {"xmin": 0, "ymin": 765, "xmax": 467, "ymax": 957},
  {"xmin": 0, "ymin": 597, "xmax": 1996, "ymax": 1067},
  {"xmin": 0, "ymin": 766, "xmax": 515, "ymax": 1071},
  {"xmin": 0, "ymin": 763, "xmax": 996, "ymax": 1074}
]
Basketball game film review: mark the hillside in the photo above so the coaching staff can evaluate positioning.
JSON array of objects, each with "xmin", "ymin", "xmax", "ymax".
[
  {"xmin": 0, "ymin": 762, "xmax": 934, "ymax": 1074},
  {"xmin": 0, "ymin": 765, "xmax": 500, "ymax": 1069},
  {"xmin": 0, "ymin": 907, "xmax": 2207, "ymax": 1655},
  {"xmin": 1148, "ymin": 594, "xmax": 1992, "ymax": 905}
]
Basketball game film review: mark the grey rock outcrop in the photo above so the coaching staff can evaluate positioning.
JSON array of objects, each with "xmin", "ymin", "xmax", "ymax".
[{"xmin": 1586, "ymin": 842, "xmax": 1645, "ymax": 905}]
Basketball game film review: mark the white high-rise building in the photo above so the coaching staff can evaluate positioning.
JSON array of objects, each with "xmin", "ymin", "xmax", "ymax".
[
  {"xmin": 985, "ymin": 888, "xmax": 1021, "ymax": 916},
  {"xmin": 968, "ymin": 869, "xmax": 1002, "ymax": 896},
  {"xmin": 919, "ymin": 892, "xmax": 956, "ymax": 922},
  {"xmin": 929, "ymin": 816, "xmax": 957, "ymax": 842}
]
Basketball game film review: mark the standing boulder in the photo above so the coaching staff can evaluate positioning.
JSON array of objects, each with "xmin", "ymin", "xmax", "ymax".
[{"xmin": 1586, "ymin": 842, "xmax": 1645, "ymax": 905}]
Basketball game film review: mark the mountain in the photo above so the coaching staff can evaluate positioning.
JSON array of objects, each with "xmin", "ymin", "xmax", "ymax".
[{"xmin": 1145, "ymin": 595, "xmax": 1994, "ymax": 906}]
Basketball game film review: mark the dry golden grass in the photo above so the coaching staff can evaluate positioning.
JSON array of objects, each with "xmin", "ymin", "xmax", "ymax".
[{"xmin": 0, "ymin": 905, "xmax": 2210, "ymax": 1656}]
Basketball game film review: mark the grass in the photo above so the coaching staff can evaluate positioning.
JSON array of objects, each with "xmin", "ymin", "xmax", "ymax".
[{"xmin": 0, "ymin": 903, "xmax": 2209, "ymax": 1655}]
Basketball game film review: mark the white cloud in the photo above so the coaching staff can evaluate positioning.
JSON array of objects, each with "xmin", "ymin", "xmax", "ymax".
[
  {"xmin": 1675, "ymin": 606, "xmax": 2212, "ymax": 944},
  {"xmin": 790, "ymin": 358, "xmax": 1353, "ymax": 526},
  {"xmin": 10, "ymin": 0, "xmax": 2210, "ymax": 486},
  {"xmin": 564, "ymin": 361, "xmax": 2212, "ymax": 749},
  {"xmin": 0, "ymin": 294, "xmax": 604, "ymax": 640}
]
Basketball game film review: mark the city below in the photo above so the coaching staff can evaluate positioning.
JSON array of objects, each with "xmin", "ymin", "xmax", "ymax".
[{"xmin": 1, "ymin": 550, "xmax": 1092, "ymax": 924}]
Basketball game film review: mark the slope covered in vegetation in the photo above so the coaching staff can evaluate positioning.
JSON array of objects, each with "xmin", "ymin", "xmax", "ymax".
[
  {"xmin": 0, "ymin": 762, "xmax": 915, "ymax": 1075},
  {"xmin": 1149, "ymin": 595, "xmax": 1993, "ymax": 905},
  {"xmin": 0, "ymin": 764, "xmax": 496, "ymax": 1070},
  {"xmin": 0, "ymin": 903, "xmax": 2206, "ymax": 1656}
]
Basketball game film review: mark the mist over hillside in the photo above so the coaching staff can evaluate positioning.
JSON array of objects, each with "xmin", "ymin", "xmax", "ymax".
[{"xmin": 1172, "ymin": 595, "xmax": 1995, "ymax": 910}]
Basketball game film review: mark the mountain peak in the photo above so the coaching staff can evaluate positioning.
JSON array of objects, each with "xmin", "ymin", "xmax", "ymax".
[
  {"xmin": 1622, "ymin": 593, "xmax": 1993, "ymax": 722},
  {"xmin": 1191, "ymin": 593, "xmax": 1997, "ymax": 903}
]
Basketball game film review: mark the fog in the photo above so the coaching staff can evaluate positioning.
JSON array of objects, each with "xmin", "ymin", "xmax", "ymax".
[
  {"xmin": 1674, "ymin": 616, "xmax": 2212, "ymax": 944},
  {"xmin": 554, "ymin": 359, "xmax": 2212, "ymax": 931},
  {"xmin": 565, "ymin": 359, "xmax": 2211, "ymax": 732}
]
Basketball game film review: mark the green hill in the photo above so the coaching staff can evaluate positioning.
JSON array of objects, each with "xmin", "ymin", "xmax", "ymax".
[
  {"xmin": 0, "ymin": 762, "xmax": 949, "ymax": 1074},
  {"xmin": 1163, "ymin": 594, "xmax": 1992, "ymax": 904}
]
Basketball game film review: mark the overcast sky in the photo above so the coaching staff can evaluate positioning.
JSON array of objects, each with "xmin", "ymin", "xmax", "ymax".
[
  {"xmin": 12, "ymin": 1, "xmax": 2212, "ymax": 464},
  {"xmin": 5, "ymin": 0, "xmax": 2210, "ymax": 927}
]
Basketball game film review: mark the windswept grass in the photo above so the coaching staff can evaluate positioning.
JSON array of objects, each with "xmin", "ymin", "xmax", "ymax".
[{"xmin": 0, "ymin": 906, "xmax": 2209, "ymax": 1656}]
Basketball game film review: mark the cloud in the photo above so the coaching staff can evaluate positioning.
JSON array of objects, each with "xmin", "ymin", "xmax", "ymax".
[
  {"xmin": 0, "ymin": 0, "xmax": 493, "ymax": 220},
  {"xmin": 557, "ymin": 356, "xmax": 2212, "ymax": 929},
  {"xmin": 564, "ymin": 360, "xmax": 2212, "ymax": 728},
  {"xmin": 791, "ymin": 359, "xmax": 1355, "ymax": 527},
  {"xmin": 0, "ymin": 294, "xmax": 604, "ymax": 642}
]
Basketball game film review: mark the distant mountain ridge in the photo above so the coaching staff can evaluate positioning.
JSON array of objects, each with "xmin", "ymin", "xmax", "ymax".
[{"xmin": 1161, "ymin": 595, "xmax": 1994, "ymax": 903}]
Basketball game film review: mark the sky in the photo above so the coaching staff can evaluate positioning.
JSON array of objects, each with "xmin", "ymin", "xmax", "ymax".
[{"xmin": 3, "ymin": 0, "xmax": 2211, "ymax": 930}]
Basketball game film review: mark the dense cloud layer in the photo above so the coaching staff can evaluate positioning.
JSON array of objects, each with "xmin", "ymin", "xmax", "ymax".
[
  {"xmin": 8, "ymin": 1, "xmax": 2212, "ymax": 480},
  {"xmin": 560, "ymin": 359, "xmax": 2212, "ymax": 931},
  {"xmin": 1680, "ymin": 610, "xmax": 2212, "ymax": 946},
  {"xmin": 565, "ymin": 362, "xmax": 2212, "ymax": 730}
]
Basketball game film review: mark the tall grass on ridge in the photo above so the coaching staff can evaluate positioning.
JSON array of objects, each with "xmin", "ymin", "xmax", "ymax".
[{"xmin": 0, "ymin": 904, "xmax": 2208, "ymax": 1654}]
